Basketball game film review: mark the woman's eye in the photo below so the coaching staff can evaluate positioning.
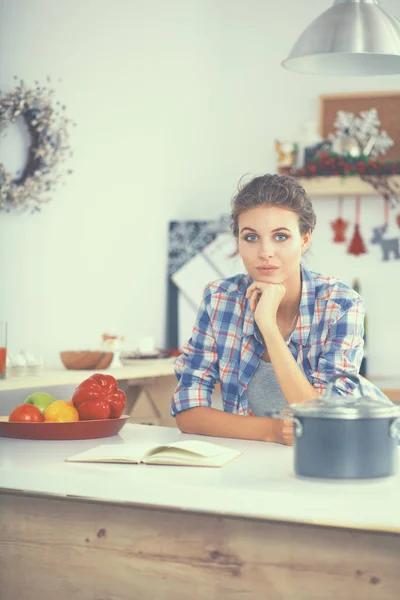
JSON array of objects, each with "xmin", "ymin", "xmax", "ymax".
[
  {"xmin": 245, "ymin": 234, "xmax": 258, "ymax": 242},
  {"xmin": 275, "ymin": 234, "xmax": 288, "ymax": 242}
]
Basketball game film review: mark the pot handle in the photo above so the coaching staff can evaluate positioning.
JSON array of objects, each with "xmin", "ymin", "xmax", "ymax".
[
  {"xmin": 390, "ymin": 418, "xmax": 400, "ymax": 440},
  {"xmin": 265, "ymin": 410, "xmax": 303, "ymax": 438}
]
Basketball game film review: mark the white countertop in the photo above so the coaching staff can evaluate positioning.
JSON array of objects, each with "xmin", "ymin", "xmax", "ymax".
[
  {"xmin": 1, "ymin": 363, "xmax": 397, "ymax": 394},
  {"xmin": 1, "ymin": 424, "xmax": 399, "ymax": 533},
  {"xmin": 0, "ymin": 358, "xmax": 175, "ymax": 391}
]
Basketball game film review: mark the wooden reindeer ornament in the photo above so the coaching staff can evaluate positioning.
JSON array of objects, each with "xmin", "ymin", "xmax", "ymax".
[{"xmin": 370, "ymin": 199, "xmax": 400, "ymax": 261}]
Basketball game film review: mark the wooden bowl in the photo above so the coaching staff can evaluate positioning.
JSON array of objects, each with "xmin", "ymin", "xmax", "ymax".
[{"xmin": 60, "ymin": 351, "xmax": 114, "ymax": 370}]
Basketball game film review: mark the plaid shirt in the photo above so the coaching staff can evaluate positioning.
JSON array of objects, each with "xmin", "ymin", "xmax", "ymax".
[{"xmin": 171, "ymin": 265, "xmax": 388, "ymax": 416}]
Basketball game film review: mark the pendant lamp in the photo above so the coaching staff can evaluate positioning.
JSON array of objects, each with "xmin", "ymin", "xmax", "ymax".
[{"xmin": 282, "ymin": 0, "xmax": 400, "ymax": 76}]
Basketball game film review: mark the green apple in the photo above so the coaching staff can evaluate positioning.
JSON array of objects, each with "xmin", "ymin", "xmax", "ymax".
[{"xmin": 24, "ymin": 392, "xmax": 56, "ymax": 414}]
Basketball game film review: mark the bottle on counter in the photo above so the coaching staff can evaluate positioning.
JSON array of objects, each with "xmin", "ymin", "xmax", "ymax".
[{"xmin": 352, "ymin": 278, "xmax": 367, "ymax": 377}]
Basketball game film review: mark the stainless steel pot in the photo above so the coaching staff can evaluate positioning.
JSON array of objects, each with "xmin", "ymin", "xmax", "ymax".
[{"xmin": 272, "ymin": 373, "xmax": 400, "ymax": 479}]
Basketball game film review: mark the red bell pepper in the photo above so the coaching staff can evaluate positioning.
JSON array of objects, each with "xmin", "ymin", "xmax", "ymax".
[{"xmin": 72, "ymin": 374, "xmax": 126, "ymax": 420}]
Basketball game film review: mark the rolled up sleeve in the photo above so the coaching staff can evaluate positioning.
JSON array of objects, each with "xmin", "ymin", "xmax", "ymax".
[
  {"xmin": 310, "ymin": 298, "xmax": 365, "ymax": 396},
  {"xmin": 170, "ymin": 288, "xmax": 220, "ymax": 416}
]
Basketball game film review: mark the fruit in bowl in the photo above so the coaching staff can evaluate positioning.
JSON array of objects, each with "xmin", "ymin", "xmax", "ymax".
[
  {"xmin": 6, "ymin": 374, "xmax": 126, "ymax": 427},
  {"xmin": 9, "ymin": 404, "xmax": 44, "ymax": 422},
  {"xmin": 9, "ymin": 396, "xmax": 79, "ymax": 423},
  {"xmin": 72, "ymin": 374, "xmax": 126, "ymax": 420},
  {"xmin": 44, "ymin": 400, "xmax": 79, "ymax": 422},
  {"xmin": 24, "ymin": 391, "xmax": 55, "ymax": 414},
  {"xmin": 60, "ymin": 351, "xmax": 113, "ymax": 370}
]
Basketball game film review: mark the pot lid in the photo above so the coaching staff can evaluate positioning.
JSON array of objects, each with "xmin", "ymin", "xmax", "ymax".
[{"xmin": 290, "ymin": 373, "xmax": 400, "ymax": 419}]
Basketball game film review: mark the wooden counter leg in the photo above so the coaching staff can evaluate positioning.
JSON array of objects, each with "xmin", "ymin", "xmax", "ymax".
[
  {"xmin": 139, "ymin": 374, "xmax": 177, "ymax": 427},
  {"xmin": 119, "ymin": 375, "xmax": 177, "ymax": 427},
  {"xmin": 119, "ymin": 382, "xmax": 142, "ymax": 416}
]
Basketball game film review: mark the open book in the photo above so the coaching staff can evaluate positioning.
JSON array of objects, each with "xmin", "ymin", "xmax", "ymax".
[{"xmin": 65, "ymin": 440, "xmax": 241, "ymax": 467}]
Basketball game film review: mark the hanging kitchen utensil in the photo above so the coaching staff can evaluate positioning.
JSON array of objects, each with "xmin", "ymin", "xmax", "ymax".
[
  {"xmin": 347, "ymin": 196, "xmax": 367, "ymax": 256},
  {"xmin": 330, "ymin": 197, "xmax": 349, "ymax": 243}
]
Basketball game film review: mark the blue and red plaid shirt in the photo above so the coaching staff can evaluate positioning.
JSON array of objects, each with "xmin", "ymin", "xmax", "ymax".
[{"xmin": 171, "ymin": 265, "xmax": 388, "ymax": 416}]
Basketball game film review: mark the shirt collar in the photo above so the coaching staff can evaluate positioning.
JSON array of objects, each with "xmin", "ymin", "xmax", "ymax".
[{"xmin": 242, "ymin": 264, "xmax": 315, "ymax": 346}]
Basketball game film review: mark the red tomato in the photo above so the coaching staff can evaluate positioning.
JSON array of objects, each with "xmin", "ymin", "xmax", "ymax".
[{"xmin": 9, "ymin": 404, "xmax": 44, "ymax": 423}]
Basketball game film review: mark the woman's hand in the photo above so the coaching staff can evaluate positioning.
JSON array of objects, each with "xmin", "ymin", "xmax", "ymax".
[
  {"xmin": 246, "ymin": 281, "xmax": 286, "ymax": 334},
  {"xmin": 270, "ymin": 418, "xmax": 294, "ymax": 446}
]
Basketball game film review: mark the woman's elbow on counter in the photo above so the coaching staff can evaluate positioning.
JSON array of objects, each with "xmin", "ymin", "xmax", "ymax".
[
  {"xmin": 175, "ymin": 410, "xmax": 191, "ymax": 433},
  {"xmin": 175, "ymin": 408, "xmax": 202, "ymax": 434}
]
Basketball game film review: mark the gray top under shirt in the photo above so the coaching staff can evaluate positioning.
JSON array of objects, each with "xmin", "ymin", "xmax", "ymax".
[{"xmin": 247, "ymin": 360, "xmax": 288, "ymax": 416}]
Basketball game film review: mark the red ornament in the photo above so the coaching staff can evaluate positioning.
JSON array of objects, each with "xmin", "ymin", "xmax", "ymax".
[
  {"xmin": 331, "ymin": 217, "xmax": 348, "ymax": 242},
  {"xmin": 330, "ymin": 198, "xmax": 349, "ymax": 242},
  {"xmin": 347, "ymin": 197, "xmax": 367, "ymax": 256},
  {"xmin": 348, "ymin": 225, "xmax": 367, "ymax": 256}
]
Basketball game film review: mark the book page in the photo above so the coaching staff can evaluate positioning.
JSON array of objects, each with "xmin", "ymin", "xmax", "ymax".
[
  {"xmin": 144, "ymin": 440, "xmax": 233, "ymax": 458},
  {"xmin": 65, "ymin": 440, "xmax": 242, "ymax": 467},
  {"xmin": 65, "ymin": 444, "xmax": 145, "ymax": 464},
  {"xmin": 144, "ymin": 440, "xmax": 242, "ymax": 467},
  {"xmin": 144, "ymin": 447, "xmax": 241, "ymax": 467},
  {"xmin": 65, "ymin": 441, "xmax": 222, "ymax": 464}
]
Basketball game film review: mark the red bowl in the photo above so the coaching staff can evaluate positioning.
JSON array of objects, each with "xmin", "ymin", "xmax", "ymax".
[{"xmin": 0, "ymin": 415, "xmax": 130, "ymax": 440}]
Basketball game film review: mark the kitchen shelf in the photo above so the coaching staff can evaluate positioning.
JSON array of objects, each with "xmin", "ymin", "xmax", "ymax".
[{"xmin": 295, "ymin": 175, "xmax": 400, "ymax": 197}]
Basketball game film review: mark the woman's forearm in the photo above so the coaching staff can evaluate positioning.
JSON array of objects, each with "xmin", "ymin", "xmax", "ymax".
[
  {"xmin": 175, "ymin": 406, "xmax": 277, "ymax": 442},
  {"xmin": 263, "ymin": 325, "xmax": 320, "ymax": 404}
]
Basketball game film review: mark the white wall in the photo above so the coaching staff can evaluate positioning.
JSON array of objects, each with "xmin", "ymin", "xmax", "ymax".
[{"xmin": 0, "ymin": 0, "xmax": 399, "ymax": 375}]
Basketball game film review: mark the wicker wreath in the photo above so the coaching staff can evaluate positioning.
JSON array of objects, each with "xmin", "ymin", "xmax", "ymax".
[{"xmin": 0, "ymin": 79, "xmax": 73, "ymax": 212}]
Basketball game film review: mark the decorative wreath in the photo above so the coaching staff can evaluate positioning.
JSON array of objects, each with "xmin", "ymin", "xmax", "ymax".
[{"xmin": 0, "ymin": 78, "xmax": 73, "ymax": 212}]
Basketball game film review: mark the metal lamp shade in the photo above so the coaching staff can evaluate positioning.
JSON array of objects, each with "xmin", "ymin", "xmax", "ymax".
[{"xmin": 282, "ymin": 0, "xmax": 400, "ymax": 76}]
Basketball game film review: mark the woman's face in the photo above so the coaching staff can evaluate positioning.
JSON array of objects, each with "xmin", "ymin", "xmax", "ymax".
[{"xmin": 238, "ymin": 205, "xmax": 311, "ymax": 285}]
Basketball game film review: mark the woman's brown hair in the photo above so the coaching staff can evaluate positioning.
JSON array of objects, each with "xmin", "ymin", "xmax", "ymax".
[{"xmin": 231, "ymin": 174, "xmax": 316, "ymax": 237}]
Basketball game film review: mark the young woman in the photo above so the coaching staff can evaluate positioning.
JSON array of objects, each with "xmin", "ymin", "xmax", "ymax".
[{"xmin": 170, "ymin": 174, "xmax": 387, "ymax": 445}]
